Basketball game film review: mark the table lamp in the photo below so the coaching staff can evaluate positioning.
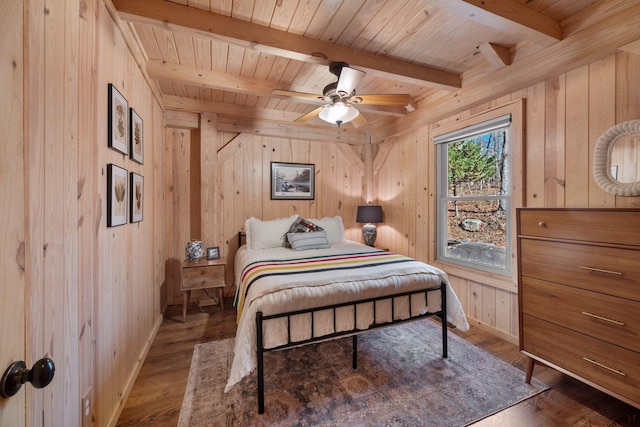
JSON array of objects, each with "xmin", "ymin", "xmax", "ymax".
[{"xmin": 356, "ymin": 205, "xmax": 383, "ymax": 246}]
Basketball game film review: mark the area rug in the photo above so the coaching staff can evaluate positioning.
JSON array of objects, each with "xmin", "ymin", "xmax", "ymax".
[{"xmin": 179, "ymin": 319, "xmax": 547, "ymax": 426}]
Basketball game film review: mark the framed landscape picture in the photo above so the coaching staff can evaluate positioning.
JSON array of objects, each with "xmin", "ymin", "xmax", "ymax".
[
  {"xmin": 271, "ymin": 162, "xmax": 315, "ymax": 200},
  {"xmin": 129, "ymin": 108, "xmax": 143, "ymax": 164},
  {"xmin": 207, "ymin": 246, "xmax": 220, "ymax": 260},
  {"xmin": 107, "ymin": 164, "xmax": 128, "ymax": 227},
  {"xmin": 130, "ymin": 172, "xmax": 144, "ymax": 223},
  {"xmin": 108, "ymin": 84, "xmax": 128, "ymax": 155}
]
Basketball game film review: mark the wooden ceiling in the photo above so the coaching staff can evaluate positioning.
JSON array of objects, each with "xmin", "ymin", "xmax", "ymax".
[{"xmin": 110, "ymin": 0, "xmax": 640, "ymax": 140}]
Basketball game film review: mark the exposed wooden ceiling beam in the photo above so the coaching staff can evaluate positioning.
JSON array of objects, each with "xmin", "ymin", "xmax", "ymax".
[
  {"xmin": 428, "ymin": 0, "xmax": 561, "ymax": 47},
  {"xmin": 165, "ymin": 111, "xmax": 199, "ymax": 129},
  {"xmin": 163, "ymin": 95, "xmax": 304, "ymax": 123},
  {"xmin": 149, "ymin": 61, "xmax": 410, "ymax": 118},
  {"xmin": 216, "ymin": 116, "xmax": 367, "ymax": 145},
  {"xmin": 478, "ymin": 42, "xmax": 512, "ymax": 69},
  {"xmin": 113, "ymin": 0, "xmax": 461, "ymax": 91},
  {"xmin": 373, "ymin": 1, "xmax": 640, "ymax": 142},
  {"xmin": 619, "ymin": 39, "xmax": 640, "ymax": 56},
  {"xmin": 147, "ymin": 60, "xmax": 278, "ymax": 96},
  {"xmin": 162, "ymin": 93, "xmax": 373, "ymax": 142}
]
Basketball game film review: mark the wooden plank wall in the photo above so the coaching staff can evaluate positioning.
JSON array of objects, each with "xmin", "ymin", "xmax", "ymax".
[
  {"xmin": 163, "ymin": 132, "xmax": 365, "ymax": 301},
  {"xmin": 164, "ymin": 52, "xmax": 639, "ymax": 345},
  {"xmin": 19, "ymin": 0, "xmax": 166, "ymax": 425},
  {"xmin": 374, "ymin": 51, "xmax": 640, "ymax": 343},
  {"xmin": 92, "ymin": 2, "xmax": 166, "ymax": 424},
  {"xmin": 16, "ymin": 0, "xmax": 636, "ymax": 425}
]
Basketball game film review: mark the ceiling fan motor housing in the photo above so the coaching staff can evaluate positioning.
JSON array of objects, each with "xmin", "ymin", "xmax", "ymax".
[
  {"xmin": 329, "ymin": 62, "xmax": 349, "ymax": 77},
  {"xmin": 323, "ymin": 62, "xmax": 360, "ymax": 100}
]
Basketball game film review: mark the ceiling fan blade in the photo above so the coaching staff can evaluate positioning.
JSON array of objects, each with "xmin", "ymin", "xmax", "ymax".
[
  {"xmin": 350, "ymin": 114, "xmax": 367, "ymax": 128},
  {"xmin": 294, "ymin": 106, "xmax": 323, "ymax": 123},
  {"xmin": 356, "ymin": 94, "xmax": 412, "ymax": 106},
  {"xmin": 336, "ymin": 66, "xmax": 365, "ymax": 95},
  {"xmin": 272, "ymin": 89, "xmax": 325, "ymax": 103}
]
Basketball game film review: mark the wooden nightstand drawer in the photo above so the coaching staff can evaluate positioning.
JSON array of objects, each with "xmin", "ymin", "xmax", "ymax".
[
  {"xmin": 523, "ymin": 315, "xmax": 640, "ymax": 405},
  {"xmin": 180, "ymin": 257, "xmax": 227, "ymax": 322},
  {"xmin": 520, "ymin": 239, "xmax": 640, "ymax": 301},
  {"xmin": 518, "ymin": 209, "xmax": 640, "ymax": 245},
  {"xmin": 522, "ymin": 277, "xmax": 640, "ymax": 353},
  {"xmin": 182, "ymin": 264, "xmax": 225, "ymax": 289}
]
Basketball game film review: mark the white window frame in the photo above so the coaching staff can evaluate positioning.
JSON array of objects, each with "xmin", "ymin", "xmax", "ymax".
[{"xmin": 430, "ymin": 101, "xmax": 523, "ymax": 287}]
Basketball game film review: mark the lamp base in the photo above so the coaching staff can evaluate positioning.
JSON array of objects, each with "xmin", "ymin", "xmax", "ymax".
[{"xmin": 361, "ymin": 224, "xmax": 377, "ymax": 246}]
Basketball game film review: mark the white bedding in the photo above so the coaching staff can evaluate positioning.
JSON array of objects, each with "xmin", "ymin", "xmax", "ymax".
[{"xmin": 225, "ymin": 241, "xmax": 469, "ymax": 392}]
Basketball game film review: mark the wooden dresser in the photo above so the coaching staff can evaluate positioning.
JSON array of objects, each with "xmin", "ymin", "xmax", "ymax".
[{"xmin": 517, "ymin": 208, "xmax": 640, "ymax": 409}]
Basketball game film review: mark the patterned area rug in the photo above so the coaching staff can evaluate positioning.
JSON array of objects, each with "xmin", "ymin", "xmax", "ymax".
[{"xmin": 179, "ymin": 319, "xmax": 547, "ymax": 426}]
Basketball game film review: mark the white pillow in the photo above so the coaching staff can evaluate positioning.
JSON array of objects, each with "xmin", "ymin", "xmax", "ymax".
[
  {"xmin": 245, "ymin": 215, "xmax": 298, "ymax": 250},
  {"xmin": 287, "ymin": 230, "xmax": 330, "ymax": 251},
  {"xmin": 309, "ymin": 216, "xmax": 345, "ymax": 245}
]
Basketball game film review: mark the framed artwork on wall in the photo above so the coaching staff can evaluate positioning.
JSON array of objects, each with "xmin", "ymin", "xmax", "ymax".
[
  {"xmin": 271, "ymin": 162, "xmax": 315, "ymax": 200},
  {"xmin": 129, "ymin": 108, "xmax": 144, "ymax": 164},
  {"xmin": 130, "ymin": 172, "xmax": 144, "ymax": 223},
  {"xmin": 107, "ymin": 164, "xmax": 128, "ymax": 227},
  {"xmin": 108, "ymin": 84, "xmax": 128, "ymax": 155}
]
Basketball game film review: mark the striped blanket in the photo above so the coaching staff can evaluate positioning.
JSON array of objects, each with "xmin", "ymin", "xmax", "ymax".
[
  {"xmin": 225, "ymin": 242, "xmax": 470, "ymax": 392},
  {"xmin": 234, "ymin": 250, "xmax": 421, "ymax": 322}
]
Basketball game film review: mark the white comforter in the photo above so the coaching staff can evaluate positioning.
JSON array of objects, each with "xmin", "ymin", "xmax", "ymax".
[{"xmin": 225, "ymin": 241, "xmax": 469, "ymax": 392}]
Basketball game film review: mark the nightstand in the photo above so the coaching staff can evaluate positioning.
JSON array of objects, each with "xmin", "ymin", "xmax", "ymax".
[{"xmin": 180, "ymin": 257, "xmax": 226, "ymax": 322}]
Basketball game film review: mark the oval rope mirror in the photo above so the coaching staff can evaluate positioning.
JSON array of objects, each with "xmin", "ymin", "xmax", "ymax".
[{"xmin": 593, "ymin": 119, "xmax": 640, "ymax": 196}]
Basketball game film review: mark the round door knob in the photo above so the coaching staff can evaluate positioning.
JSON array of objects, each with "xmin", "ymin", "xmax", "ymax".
[{"xmin": 0, "ymin": 357, "xmax": 55, "ymax": 398}]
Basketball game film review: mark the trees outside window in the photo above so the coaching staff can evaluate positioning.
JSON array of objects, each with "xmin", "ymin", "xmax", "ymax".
[{"xmin": 435, "ymin": 115, "xmax": 512, "ymax": 275}]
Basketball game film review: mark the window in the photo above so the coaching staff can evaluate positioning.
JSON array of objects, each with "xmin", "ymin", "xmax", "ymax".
[{"xmin": 435, "ymin": 114, "xmax": 512, "ymax": 276}]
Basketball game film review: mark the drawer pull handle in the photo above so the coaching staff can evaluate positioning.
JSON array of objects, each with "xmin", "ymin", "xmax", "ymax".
[
  {"xmin": 582, "ymin": 357, "xmax": 626, "ymax": 377},
  {"xmin": 581, "ymin": 311, "xmax": 624, "ymax": 326},
  {"xmin": 538, "ymin": 221, "xmax": 546, "ymax": 227},
  {"xmin": 579, "ymin": 266, "xmax": 623, "ymax": 276}
]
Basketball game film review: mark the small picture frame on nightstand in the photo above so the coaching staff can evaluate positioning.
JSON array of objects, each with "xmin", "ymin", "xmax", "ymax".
[{"xmin": 207, "ymin": 246, "xmax": 220, "ymax": 260}]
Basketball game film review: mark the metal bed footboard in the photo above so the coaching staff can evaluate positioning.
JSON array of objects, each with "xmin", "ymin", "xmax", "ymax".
[{"xmin": 255, "ymin": 282, "xmax": 448, "ymax": 414}]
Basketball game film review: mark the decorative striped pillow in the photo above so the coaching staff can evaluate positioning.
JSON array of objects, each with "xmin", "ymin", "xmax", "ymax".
[
  {"xmin": 289, "ymin": 216, "xmax": 323, "ymax": 233},
  {"xmin": 287, "ymin": 230, "xmax": 330, "ymax": 251},
  {"xmin": 283, "ymin": 216, "xmax": 324, "ymax": 247}
]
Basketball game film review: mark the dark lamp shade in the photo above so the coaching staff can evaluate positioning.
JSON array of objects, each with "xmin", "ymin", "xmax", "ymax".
[{"xmin": 356, "ymin": 205, "xmax": 383, "ymax": 223}]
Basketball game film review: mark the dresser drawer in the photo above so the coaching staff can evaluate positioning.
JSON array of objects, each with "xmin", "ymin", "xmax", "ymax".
[
  {"xmin": 523, "ymin": 315, "xmax": 640, "ymax": 406},
  {"xmin": 520, "ymin": 239, "xmax": 640, "ymax": 301},
  {"xmin": 522, "ymin": 277, "xmax": 640, "ymax": 353},
  {"xmin": 182, "ymin": 264, "xmax": 225, "ymax": 290},
  {"xmin": 518, "ymin": 209, "xmax": 640, "ymax": 245}
]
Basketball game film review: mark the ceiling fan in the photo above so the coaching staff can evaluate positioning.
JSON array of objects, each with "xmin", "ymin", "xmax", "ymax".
[{"xmin": 272, "ymin": 62, "xmax": 412, "ymax": 128}]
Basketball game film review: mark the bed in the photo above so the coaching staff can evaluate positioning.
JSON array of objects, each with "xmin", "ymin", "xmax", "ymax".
[{"xmin": 225, "ymin": 215, "xmax": 469, "ymax": 414}]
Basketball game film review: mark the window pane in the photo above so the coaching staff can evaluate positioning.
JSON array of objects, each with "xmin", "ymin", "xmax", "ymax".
[
  {"xmin": 447, "ymin": 130, "xmax": 508, "ymax": 198},
  {"xmin": 445, "ymin": 199, "xmax": 507, "ymax": 270},
  {"xmin": 435, "ymin": 112, "xmax": 514, "ymax": 276}
]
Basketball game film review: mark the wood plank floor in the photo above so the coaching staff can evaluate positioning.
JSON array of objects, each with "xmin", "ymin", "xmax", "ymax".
[{"xmin": 116, "ymin": 301, "xmax": 640, "ymax": 426}]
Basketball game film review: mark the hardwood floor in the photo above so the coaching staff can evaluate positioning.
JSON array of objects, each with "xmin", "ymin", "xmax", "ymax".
[{"xmin": 116, "ymin": 301, "xmax": 639, "ymax": 426}]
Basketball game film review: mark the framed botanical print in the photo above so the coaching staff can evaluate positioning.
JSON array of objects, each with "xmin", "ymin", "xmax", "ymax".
[
  {"xmin": 107, "ymin": 164, "xmax": 128, "ymax": 227},
  {"xmin": 108, "ymin": 84, "xmax": 128, "ymax": 155},
  {"xmin": 129, "ymin": 108, "xmax": 143, "ymax": 164},
  {"xmin": 271, "ymin": 162, "xmax": 315, "ymax": 200},
  {"xmin": 130, "ymin": 172, "xmax": 144, "ymax": 223}
]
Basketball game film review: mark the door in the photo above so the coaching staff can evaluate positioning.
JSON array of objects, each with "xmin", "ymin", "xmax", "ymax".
[{"xmin": 0, "ymin": 0, "xmax": 27, "ymax": 424}]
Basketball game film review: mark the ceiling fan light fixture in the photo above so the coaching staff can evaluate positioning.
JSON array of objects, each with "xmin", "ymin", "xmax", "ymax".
[{"xmin": 318, "ymin": 102, "xmax": 359, "ymax": 126}]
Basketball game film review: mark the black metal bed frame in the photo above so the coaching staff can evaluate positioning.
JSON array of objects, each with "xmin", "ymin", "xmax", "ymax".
[{"xmin": 236, "ymin": 232, "xmax": 449, "ymax": 414}]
